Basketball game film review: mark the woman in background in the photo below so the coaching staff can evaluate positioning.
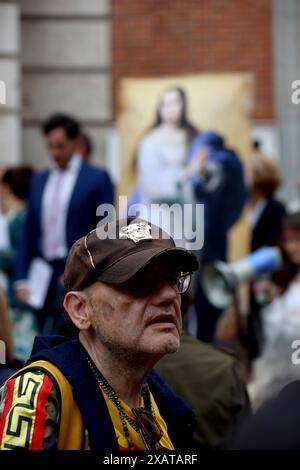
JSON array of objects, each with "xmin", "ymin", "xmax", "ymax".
[
  {"xmin": 0, "ymin": 166, "xmax": 37, "ymax": 362},
  {"xmin": 248, "ymin": 211, "xmax": 300, "ymax": 409},
  {"xmin": 244, "ymin": 153, "xmax": 286, "ymax": 361},
  {"xmin": 213, "ymin": 152, "xmax": 286, "ymax": 365},
  {"xmin": 0, "ymin": 289, "xmax": 13, "ymax": 366}
]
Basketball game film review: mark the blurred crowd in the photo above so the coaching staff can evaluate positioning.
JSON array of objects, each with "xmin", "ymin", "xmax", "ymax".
[
  {"xmin": 1, "ymin": 86, "xmax": 300, "ymax": 449},
  {"xmin": 0, "ymin": 114, "xmax": 114, "ymax": 365}
]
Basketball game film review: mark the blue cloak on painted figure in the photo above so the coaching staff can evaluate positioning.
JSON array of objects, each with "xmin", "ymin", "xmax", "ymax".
[
  {"xmin": 188, "ymin": 132, "xmax": 247, "ymax": 342},
  {"xmin": 188, "ymin": 131, "xmax": 248, "ymax": 263}
]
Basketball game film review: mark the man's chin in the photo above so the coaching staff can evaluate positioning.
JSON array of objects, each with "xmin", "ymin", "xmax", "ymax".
[
  {"xmin": 140, "ymin": 325, "xmax": 181, "ymax": 355},
  {"xmin": 148, "ymin": 333, "xmax": 180, "ymax": 356},
  {"xmin": 162, "ymin": 342, "xmax": 180, "ymax": 354}
]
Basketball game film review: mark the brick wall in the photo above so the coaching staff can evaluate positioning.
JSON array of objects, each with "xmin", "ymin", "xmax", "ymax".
[{"xmin": 112, "ymin": 0, "xmax": 273, "ymax": 120}]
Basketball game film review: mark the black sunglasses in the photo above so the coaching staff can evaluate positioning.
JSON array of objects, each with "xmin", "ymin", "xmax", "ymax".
[{"xmin": 119, "ymin": 271, "xmax": 192, "ymax": 296}]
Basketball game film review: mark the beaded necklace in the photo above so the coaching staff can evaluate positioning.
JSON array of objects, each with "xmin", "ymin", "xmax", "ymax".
[{"xmin": 86, "ymin": 355, "xmax": 163, "ymax": 450}]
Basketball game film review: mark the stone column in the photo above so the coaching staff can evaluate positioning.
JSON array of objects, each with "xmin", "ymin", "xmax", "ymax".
[
  {"xmin": 0, "ymin": 2, "xmax": 21, "ymax": 166},
  {"xmin": 19, "ymin": 0, "xmax": 112, "ymax": 169},
  {"xmin": 273, "ymin": 0, "xmax": 300, "ymax": 201}
]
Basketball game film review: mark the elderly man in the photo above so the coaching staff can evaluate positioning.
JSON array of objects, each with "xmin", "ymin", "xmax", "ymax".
[{"xmin": 0, "ymin": 218, "xmax": 198, "ymax": 450}]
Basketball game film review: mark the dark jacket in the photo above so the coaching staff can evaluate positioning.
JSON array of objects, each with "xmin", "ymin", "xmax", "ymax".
[
  {"xmin": 15, "ymin": 162, "xmax": 114, "ymax": 281},
  {"xmin": 27, "ymin": 335, "xmax": 196, "ymax": 451},
  {"xmin": 251, "ymin": 197, "xmax": 286, "ymax": 252},
  {"xmin": 189, "ymin": 132, "xmax": 247, "ymax": 262},
  {"xmin": 156, "ymin": 332, "xmax": 250, "ymax": 449},
  {"xmin": 244, "ymin": 197, "xmax": 286, "ymax": 360}
]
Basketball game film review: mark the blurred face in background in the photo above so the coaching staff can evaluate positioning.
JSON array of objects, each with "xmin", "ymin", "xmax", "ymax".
[
  {"xmin": 282, "ymin": 227, "xmax": 300, "ymax": 266},
  {"xmin": 46, "ymin": 127, "xmax": 77, "ymax": 169},
  {"xmin": 0, "ymin": 182, "xmax": 9, "ymax": 213},
  {"xmin": 296, "ymin": 172, "xmax": 300, "ymax": 193},
  {"xmin": 159, "ymin": 89, "xmax": 184, "ymax": 126},
  {"xmin": 0, "ymin": 169, "xmax": 7, "ymax": 213}
]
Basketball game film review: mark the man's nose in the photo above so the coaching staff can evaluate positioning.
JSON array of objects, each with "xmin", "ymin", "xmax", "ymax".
[{"xmin": 152, "ymin": 278, "xmax": 179, "ymax": 304}]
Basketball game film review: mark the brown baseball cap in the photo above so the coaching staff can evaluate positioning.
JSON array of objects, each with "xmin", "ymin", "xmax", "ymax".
[{"xmin": 63, "ymin": 217, "xmax": 198, "ymax": 291}]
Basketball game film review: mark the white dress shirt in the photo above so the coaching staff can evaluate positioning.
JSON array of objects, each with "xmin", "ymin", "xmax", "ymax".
[
  {"xmin": 41, "ymin": 154, "xmax": 82, "ymax": 261},
  {"xmin": 249, "ymin": 199, "xmax": 268, "ymax": 231}
]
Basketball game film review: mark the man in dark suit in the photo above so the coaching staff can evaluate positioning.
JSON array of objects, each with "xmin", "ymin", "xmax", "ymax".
[{"xmin": 14, "ymin": 114, "xmax": 114, "ymax": 334}]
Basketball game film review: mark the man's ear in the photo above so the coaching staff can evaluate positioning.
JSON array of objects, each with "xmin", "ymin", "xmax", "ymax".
[{"xmin": 63, "ymin": 291, "xmax": 91, "ymax": 330}]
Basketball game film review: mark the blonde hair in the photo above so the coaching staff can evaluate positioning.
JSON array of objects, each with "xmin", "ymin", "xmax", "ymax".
[{"xmin": 252, "ymin": 153, "xmax": 283, "ymax": 197}]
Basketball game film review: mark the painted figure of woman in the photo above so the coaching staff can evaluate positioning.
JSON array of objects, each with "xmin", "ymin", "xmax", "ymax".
[{"xmin": 131, "ymin": 87, "xmax": 198, "ymax": 246}]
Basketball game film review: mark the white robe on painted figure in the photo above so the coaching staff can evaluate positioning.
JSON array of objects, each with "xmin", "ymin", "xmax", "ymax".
[{"xmin": 134, "ymin": 127, "xmax": 194, "ymax": 248}]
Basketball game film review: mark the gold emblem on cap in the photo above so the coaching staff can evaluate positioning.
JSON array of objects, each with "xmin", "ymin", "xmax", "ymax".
[{"xmin": 119, "ymin": 222, "xmax": 152, "ymax": 243}]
